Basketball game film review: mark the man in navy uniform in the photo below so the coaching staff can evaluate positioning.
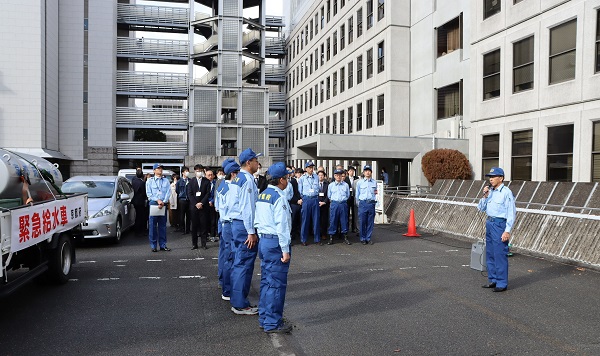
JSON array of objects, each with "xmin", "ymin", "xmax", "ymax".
[
  {"xmin": 327, "ymin": 169, "xmax": 351, "ymax": 245},
  {"xmin": 175, "ymin": 166, "xmax": 191, "ymax": 234},
  {"xmin": 255, "ymin": 162, "xmax": 293, "ymax": 334},
  {"xmin": 345, "ymin": 166, "xmax": 359, "ymax": 233},
  {"xmin": 355, "ymin": 165, "xmax": 378, "ymax": 245},
  {"xmin": 297, "ymin": 161, "xmax": 321, "ymax": 246},
  {"xmin": 478, "ymin": 167, "xmax": 516, "ymax": 292},
  {"xmin": 229, "ymin": 148, "xmax": 261, "ymax": 315},
  {"xmin": 288, "ymin": 168, "xmax": 303, "ymax": 243}
]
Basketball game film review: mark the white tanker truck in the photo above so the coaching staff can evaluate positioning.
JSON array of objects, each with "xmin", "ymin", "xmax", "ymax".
[{"xmin": 0, "ymin": 148, "xmax": 87, "ymax": 295}]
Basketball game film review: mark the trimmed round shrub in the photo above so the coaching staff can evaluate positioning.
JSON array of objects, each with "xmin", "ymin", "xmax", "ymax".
[{"xmin": 421, "ymin": 149, "xmax": 472, "ymax": 185}]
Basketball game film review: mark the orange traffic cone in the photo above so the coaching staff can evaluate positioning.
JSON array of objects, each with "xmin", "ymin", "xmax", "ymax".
[{"xmin": 403, "ymin": 209, "xmax": 421, "ymax": 237}]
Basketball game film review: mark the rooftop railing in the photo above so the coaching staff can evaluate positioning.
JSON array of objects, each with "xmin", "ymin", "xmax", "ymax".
[
  {"xmin": 117, "ymin": 3, "xmax": 188, "ymax": 26},
  {"xmin": 116, "ymin": 71, "xmax": 188, "ymax": 97},
  {"xmin": 117, "ymin": 37, "xmax": 188, "ymax": 59},
  {"xmin": 116, "ymin": 107, "xmax": 188, "ymax": 129}
]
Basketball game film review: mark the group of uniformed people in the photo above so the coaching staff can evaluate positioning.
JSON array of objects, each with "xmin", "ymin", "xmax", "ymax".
[{"xmin": 212, "ymin": 148, "xmax": 381, "ymax": 334}]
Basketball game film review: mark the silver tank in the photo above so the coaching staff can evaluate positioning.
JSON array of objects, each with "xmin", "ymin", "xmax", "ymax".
[{"xmin": 0, "ymin": 149, "xmax": 63, "ymax": 201}]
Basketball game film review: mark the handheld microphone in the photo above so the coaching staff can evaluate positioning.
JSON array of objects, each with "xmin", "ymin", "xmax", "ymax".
[{"xmin": 483, "ymin": 183, "xmax": 492, "ymax": 197}]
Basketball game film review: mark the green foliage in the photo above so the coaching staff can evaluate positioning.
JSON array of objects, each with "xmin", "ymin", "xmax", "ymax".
[
  {"xmin": 134, "ymin": 129, "xmax": 166, "ymax": 142},
  {"xmin": 421, "ymin": 149, "xmax": 472, "ymax": 185}
]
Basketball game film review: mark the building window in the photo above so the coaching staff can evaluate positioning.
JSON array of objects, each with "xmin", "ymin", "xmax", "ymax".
[
  {"xmin": 340, "ymin": 24, "xmax": 346, "ymax": 51},
  {"xmin": 305, "ymin": 91, "xmax": 308, "ymax": 111},
  {"xmin": 348, "ymin": 106, "xmax": 353, "ymax": 133},
  {"xmin": 592, "ymin": 122, "xmax": 600, "ymax": 181},
  {"xmin": 357, "ymin": 55, "xmax": 363, "ymax": 84},
  {"xmin": 321, "ymin": 43, "xmax": 325, "ymax": 65},
  {"xmin": 326, "ymin": 76, "xmax": 331, "ymax": 100},
  {"xmin": 367, "ymin": 0, "xmax": 374, "ymax": 29},
  {"xmin": 357, "ymin": 103, "xmax": 363, "ymax": 131},
  {"xmin": 326, "ymin": 115, "xmax": 331, "ymax": 134},
  {"xmin": 310, "ymin": 54, "xmax": 313, "ymax": 74},
  {"xmin": 340, "ymin": 110, "xmax": 345, "ymax": 134},
  {"xmin": 333, "ymin": 113, "xmax": 337, "ymax": 134},
  {"xmin": 342, "ymin": 0, "xmax": 346, "ymax": 8},
  {"xmin": 320, "ymin": 118, "xmax": 324, "ymax": 133},
  {"xmin": 348, "ymin": 17, "xmax": 354, "ymax": 44},
  {"xmin": 366, "ymin": 99, "xmax": 373, "ymax": 129},
  {"xmin": 300, "ymin": 94, "xmax": 303, "ymax": 114},
  {"xmin": 315, "ymin": 84, "xmax": 319, "ymax": 106},
  {"xmin": 321, "ymin": 6, "xmax": 325, "ymax": 29},
  {"xmin": 437, "ymin": 81, "xmax": 462, "ymax": 119},
  {"xmin": 320, "ymin": 80, "xmax": 325, "ymax": 102},
  {"xmin": 327, "ymin": 37, "xmax": 331, "ymax": 61},
  {"xmin": 301, "ymin": 31, "xmax": 304, "ymax": 50},
  {"xmin": 377, "ymin": 95, "xmax": 384, "ymax": 126},
  {"xmin": 333, "ymin": 31, "xmax": 338, "ymax": 56},
  {"xmin": 357, "ymin": 8, "xmax": 363, "ymax": 37},
  {"xmin": 310, "ymin": 88, "xmax": 313, "ymax": 108},
  {"xmin": 437, "ymin": 15, "xmax": 462, "ymax": 57},
  {"xmin": 334, "ymin": 0, "xmax": 338, "ymax": 16},
  {"xmin": 484, "ymin": 0, "xmax": 501, "ymax": 19},
  {"xmin": 309, "ymin": 122, "xmax": 313, "ymax": 136},
  {"xmin": 596, "ymin": 10, "xmax": 600, "ymax": 73},
  {"xmin": 513, "ymin": 36, "xmax": 534, "ymax": 93},
  {"xmin": 378, "ymin": 0, "xmax": 384, "ymax": 21},
  {"xmin": 482, "ymin": 134, "xmax": 500, "ymax": 178},
  {"xmin": 83, "ymin": 92, "xmax": 88, "ymax": 103},
  {"xmin": 367, "ymin": 48, "xmax": 373, "ymax": 79},
  {"xmin": 315, "ymin": 14, "xmax": 319, "ymax": 35},
  {"xmin": 340, "ymin": 67, "xmax": 345, "ymax": 92},
  {"xmin": 549, "ymin": 19, "xmax": 577, "ymax": 84},
  {"xmin": 483, "ymin": 49, "xmax": 501, "ymax": 100},
  {"xmin": 315, "ymin": 49, "xmax": 319, "ymax": 70},
  {"xmin": 310, "ymin": 19, "xmax": 314, "ymax": 40},
  {"xmin": 348, "ymin": 61, "xmax": 354, "ymax": 88},
  {"xmin": 314, "ymin": 120, "xmax": 318, "ymax": 134},
  {"xmin": 547, "ymin": 124, "xmax": 574, "ymax": 182},
  {"xmin": 514, "ymin": 0, "xmax": 525, "ymax": 4},
  {"xmin": 512, "ymin": 130, "xmax": 533, "ymax": 181},
  {"xmin": 333, "ymin": 71, "xmax": 338, "ymax": 96},
  {"xmin": 377, "ymin": 41, "xmax": 384, "ymax": 73},
  {"xmin": 327, "ymin": 0, "xmax": 331, "ymax": 22}
]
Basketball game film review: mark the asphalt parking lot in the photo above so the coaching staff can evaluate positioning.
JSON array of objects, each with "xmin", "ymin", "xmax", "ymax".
[{"xmin": 0, "ymin": 225, "xmax": 598, "ymax": 355}]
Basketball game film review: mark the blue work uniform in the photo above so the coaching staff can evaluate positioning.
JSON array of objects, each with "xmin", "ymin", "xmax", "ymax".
[
  {"xmin": 297, "ymin": 172, "xmax": 320, "ymax": 243},
  {"xmin": 477, "ymin": 184, "xmax": 516, "ymax": 289},
  {"xmin": 283, "ymin": 180, "xmax": 294, "ymax": 201},
  {"xmin": 254, "ymin": 185, "xmax": 292, "ymax": 331},
  {"xmin": 215, "ymin": 179, "xmax": 233, "ymax": 297},
  {"xmin": 327, "ymin": 181, "xmax": 350, "ymax": 235},
  {"xmin": 146, "ymin": 176, "xmax": 171, "ymax": 249},
  {"xmin": 356, "ymin": 178, "xmax": 377, "ymax": 242},
  {"xmin": 229, "ymin": 169, "xmax": 259, "ymax": 308}
]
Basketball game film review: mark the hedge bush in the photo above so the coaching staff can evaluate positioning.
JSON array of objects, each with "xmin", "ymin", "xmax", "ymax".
[{"xmin": 421, "ymin": 148, "xmax": 472, "ymax": 185}]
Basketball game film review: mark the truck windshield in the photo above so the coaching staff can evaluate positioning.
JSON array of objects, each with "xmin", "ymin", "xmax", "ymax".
[{"xmin": 62, "ymin": 181, "xmax": 115, "ymax": 199}]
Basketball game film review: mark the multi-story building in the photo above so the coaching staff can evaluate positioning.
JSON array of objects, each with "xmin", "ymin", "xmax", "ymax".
[
  {"xmin": 285, "ymin": 0, "xmax": 469, "ymax": 186},
  {"xmin": 470, "ymin": 0, "xmax": 600, "ymax": 182},
  {"xmin": 0, "ymin": 0, "xmax": 283, "ymax": 177}
]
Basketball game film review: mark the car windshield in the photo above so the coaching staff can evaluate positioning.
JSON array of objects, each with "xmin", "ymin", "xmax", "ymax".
[{"xmin": 62, "ymin": 181, "xmax": 115, "ymax": 198}]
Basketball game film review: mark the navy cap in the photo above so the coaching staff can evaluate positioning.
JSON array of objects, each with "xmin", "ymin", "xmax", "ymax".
[
  {"xmin": 239, "ymin": 148, "xmax": 262, "ymax": 165},
  {"xmin": 363, "ymin": 165, "xmax": 372, "ymax": 171},
  {"xmin": 153, "ymin": 163, "xmax": 163, "ymax": 169},
  {"xmin": 485, "ymin": 167, "xmax": 505, "ymax": 177},
  {"xmin": 224, "ymin": 161, "xmax": 241, "ymax": 175},
  {"xmin": 304, "ymin": 161, "xmax": 315, "ymax": 168},
  {"xmin": 267, "ymin": 162, "xmax": 293, "ymax": 179},
  {"xmin": 222, "ymin": 157, "xmax": 236, "ymax": 169},
  {"xmin": 334, "ymin": 169, "xmax": 344, "ymax": 174}
]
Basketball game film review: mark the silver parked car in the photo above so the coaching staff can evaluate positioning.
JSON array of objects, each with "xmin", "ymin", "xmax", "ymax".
[{"xmin": 62, "ymin": 176, "xmax": 136, "ymax": 243}]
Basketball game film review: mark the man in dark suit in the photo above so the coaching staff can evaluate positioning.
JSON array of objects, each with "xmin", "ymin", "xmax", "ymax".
[
  {"xmin": 131, "ymin": 167, "xmax": 148, "ymax": 236},
  {"xmin": 187, "ymin": 164, "xmax": 211, "ymax": 250},
  {"xmin": 176, "ymin": 166, "xmax": 191, "ymax": 234},
  {"xmin": 345, "ymin": 166, "xmax": 359, "ymax": 233},
  {"xmin": 288, "ymin": 167, "xmax": 303, "ymax": 243},
  {"xmin": 254, "ymin": 163, "xmax": 268, "ymax": 193},
  {"xmin": 317, "ymin": 170, "xmax": 329, "ymax": 240}
]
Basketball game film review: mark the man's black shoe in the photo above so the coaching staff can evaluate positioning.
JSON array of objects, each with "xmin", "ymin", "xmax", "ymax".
[
  {"xmin": 327, "ymin": 236, "xmax": 334, "ymax": 245},
  {"xmin": 482, "ymin": 283, "xmax": 496, "ymax": 288},
  {"xmin": 301, "ymin": 242, "xmax": 307, "ymax": 246},
  {"xmin": 151, "ymin": 248, "xmax": 158, "ymax": 252},
  {"xmin": 368, "ymin": 240, "xmax": 374, "ymax": 245},
  {"xmin": 318, "ymin": 241, "xmax": 324, "ymax": 246},
  {"xmin": 160, "ymin": 247, "xmax": 172, "ymax": 251},
  {"xmin": 191, "ymin": 245, "xmax": 198, "ymax": 250},
  {"xmin": 361, "ymin": 241, "xmax": 367, "ymax": 245},
  {"xmin": 493, "ymin": 287, "xmax": 507, "ymax": 292},
  {"xmin": 202, "ymin": 245, "xmax": 208, "ymax": 250},
  {"xmin": 265, "ymin": 323, "xmax": 293, "ymax": 334}
]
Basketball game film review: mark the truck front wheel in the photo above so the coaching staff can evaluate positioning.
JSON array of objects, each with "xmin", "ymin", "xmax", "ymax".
[{"xmin": 47, "ymin": 234, "xmax": 73, "ymax": 284}]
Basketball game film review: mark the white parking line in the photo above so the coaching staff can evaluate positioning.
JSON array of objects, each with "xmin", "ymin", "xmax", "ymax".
[
  {"xmin": 176, "ymin": 275, "xmax": 207, "ymax": 279},
  {"xmin": 180, "ymin": 258, "xmax": 205, "ymax": 261},
  {"xmin": 147, "ymin": 259, "xmax": 163, "ymax": 262},
  {"xmin": 418, "ymin": 251, "xmax": 433, "ymax": 253},
  {"xmin": 79, "ymin": 260, "xmax": 97, "ymax": 264},
  {"xmin": 335, "ymin": 253, "xmax": 351, "ymax": 256},
  {"xmin": 462, "ymin": 264, "xmax": 470, "ymax": 267},
  {"xmin": 139, "ymin": 277, "xmax": 161, "ymax": 280},
  {"xmin": 113, "ymin": 260, "xmax": 129, "ymax": 263},
  {"xmin": 97, "ymin": 278, "xmax": 120, "ymax": 281},
  {"xmin": 68, "ymin": 279, "xmax": 78, "ymax": 282},
  {"xmin": 115, "ymin": 265, "xmax": 127, "ymax": 267},
  {"xmin": 398, "ymin": 267, "xmax": 417, "ymax": 270},
  {"xmin": 445, "ymin": 250, "xmax": 459, "ymax": 252},
  {"xmin": 432, "ymin": 266, "xmax": 449, "ymax": 268},
  {"xmin": 211, "ymin": 257, "xmax": 218, "ymax": 260},
  {"xmin": 368, "ymin": 268, "xmax": 385, "ymax": 271},
  {"xmin": 393, "ymin": 252, "xmax": 406, "ymax": 254}
]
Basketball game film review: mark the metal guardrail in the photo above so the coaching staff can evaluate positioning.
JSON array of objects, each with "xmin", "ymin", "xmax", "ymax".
[
  {"xmin": 243, "ymin": 30, "xmax": 261, "ymax": 47},
  {"xmin": 269, "ymin": 92, "xmax": 285, "ymax": 110},
  {"xmin": 117, "ymin": 37, "xmax": 188, "ymax": 59},
  {"xmin": 116, "ymin": 71, "xmax": 188, "ymax": 95},
  {"xmin": 116, "ymin": 107, "xmax": 188, "ymax": 129},
  {"xmin": 193, "ymin": 36, "xmax": 218, "ymax": 54},
  {"xmin": 195, "ymin": 12, "xmax": 211, "ymax": 21},
  {"xmin": 194, "ymin": 68, "xmax": 217, "ymax": 85},
  {"xmin": 268, "ymin": 147, "xmax": 285, "ymax": 160},
  {"xmin": 264, "ymin": 16, "xmax": 285, "ymax": 27},
  {"xmin": 116, "ymin": 141, "xmax": 188, "ymax": 158},
  {"xmin": 269, "ymin": 120, "xmax": 285, "ymax": 137},
  {"xmin": 265, "ymin": 64, "xmax": 285, "ymax": 80},
  {"xmin": 265, "ymin": 37, "xmax": 286, "ymax": 54},
  {"xmin": 117, "ymin": 3, "xmax": 188, "ymax": 26},
  {"xmin": 242, "ymin": 60, "xmax": 260, "ymax": 78}
]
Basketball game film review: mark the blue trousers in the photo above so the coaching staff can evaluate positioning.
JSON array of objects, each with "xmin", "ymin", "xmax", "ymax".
[
  {"xmin": 485, "ymin": 220, "xmax": 509, "ymax": 288},
  {"xmin": 230, "ymin": 220, "xmax": 258, "ymax": 308},
  {"xmin": 328, "ymin": 201, "xmax": 348, "ymax": 235},
  {"xmin": 218, "ymin": 221, "xmax": 233, "ymax": 297},
  {"xmin": 301, "ymin": 197, "xmax": 320, "ymax": 243},
  {"xmin": 148, "ymin": 202, "xmax": 167, "ymax": 249},
  {"xmin": 358, "ymin": 201, "xmax": 376, "ymax": 241},
  {"xmin": 258, "ymin": 235, "xmax": 290, "ymax": 331}
]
